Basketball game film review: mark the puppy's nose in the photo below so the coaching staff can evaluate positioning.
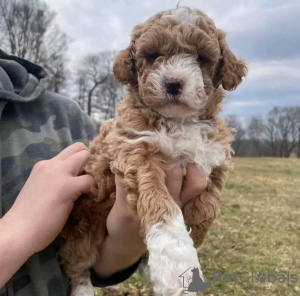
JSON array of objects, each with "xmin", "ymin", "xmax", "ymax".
[{"xmin": 165, "ymin": 78, "xmax": 182, "ymax": 95}]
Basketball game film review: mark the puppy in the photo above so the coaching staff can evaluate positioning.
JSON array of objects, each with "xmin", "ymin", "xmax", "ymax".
[{"xmin": 59, "ymin": 6, "xmax": 247, "ymax": 296}]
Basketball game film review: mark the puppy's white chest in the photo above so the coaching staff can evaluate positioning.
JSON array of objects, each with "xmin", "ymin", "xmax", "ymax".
[
  {"xmin": 130, "ymin": 121, "xmax": 227, "ymax": 178},
  {"xmin": 159, "ymin": 124, "xmax": 200, "ymax": 158}
]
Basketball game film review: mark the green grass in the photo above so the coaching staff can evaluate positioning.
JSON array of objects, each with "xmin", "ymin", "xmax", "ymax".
[{"xmin": 95, "ymin": 158, "xmax": 300, "ymax": 296}]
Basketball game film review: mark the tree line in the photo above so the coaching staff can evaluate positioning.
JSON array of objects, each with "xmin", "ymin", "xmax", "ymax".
[
  {"xmin": 1, "ymin": 0, "xmax": 299, "ymax": 158},
  {"xmin": 228, "ymin": 106, "xmax": 300, "ymax": 158}
]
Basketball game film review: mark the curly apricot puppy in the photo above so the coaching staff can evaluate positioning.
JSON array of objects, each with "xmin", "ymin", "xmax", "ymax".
[{"xmin": 59, "ymin": 6, "xmax": 247, "ymax": 296}]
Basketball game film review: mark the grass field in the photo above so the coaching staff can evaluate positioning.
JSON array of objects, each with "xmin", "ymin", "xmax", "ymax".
[{"xmin": 95, "ymin": 158, "xmax": 300, "ymax": 296}]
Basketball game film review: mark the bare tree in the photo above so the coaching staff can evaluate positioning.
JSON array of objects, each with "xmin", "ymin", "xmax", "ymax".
[
  {"xmin": 74, "ymin": 50, "xmax": 125, "ymax": 126},
  {"xmin": 99, "ymin": 73, "xmax": 124, "ymax": 120},
  {"xmin": 41, "ymin": 24, "xmax": 69, "ymax": 93},
  {"xmin": 247, "ymin": 117, "xmax": 264, "ymax": 156},
  {"xmin": 263, "ymin": 109, "xmax": 280, "ymax": 156},
  {"xmin": 283, "ymin": 107, "xmax": 300, "ymax": 157},
  {"xmin": 265, "ymin": 107, "xmax": 300, "ymax": 157},
  {"xmin": 75, "ymin": 52, "xmax": 114, "ymax": 116},
  {"xmin": 277, "ymin": 108, "xmax": 292, "ymax": 157},
  {"xmin": 0, "ymin": 0, "xmax": 69, "ymax": 93},
  {"xmin": 75, "ymin": 76, "xmax": 88, "ymax": 111}
]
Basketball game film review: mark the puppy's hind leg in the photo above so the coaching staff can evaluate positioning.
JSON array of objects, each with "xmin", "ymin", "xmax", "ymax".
[{"xmin": 59, "ymin": 224, "xmax": 100, "ymax": 296}]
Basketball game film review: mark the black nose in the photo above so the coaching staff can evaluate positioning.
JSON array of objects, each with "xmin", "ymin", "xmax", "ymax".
[{"xmin": 165, "ymin": 78, "xmax": 182, "ymax": 95}]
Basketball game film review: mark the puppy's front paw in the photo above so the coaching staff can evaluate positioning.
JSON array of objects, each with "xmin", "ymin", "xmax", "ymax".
[{"xmin": 146, "ymin": 211, "xmax": 203, "ymax": 296}]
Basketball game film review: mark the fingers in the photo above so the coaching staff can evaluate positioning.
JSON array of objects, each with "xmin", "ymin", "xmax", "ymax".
[
  {"xmin": 113, "ymin": 175, "xmax": 140, "ymax": 223},
  {"xmin": 54, "ymin": 142, "xmax": 89, "ymax": 161},
  {"xmin": 73, "ymin": 174, "xmax": 95, "ymax": 196},
  {"xmin": 64, "ymin": 149, "xmax": 91, "ymax": 175},
  {"xmin": 115, "ymin": 174, "xmax": 128, "ymax": 207},
  {"xmin": 180, "ymin": 164, "xmax": 207, "ymax": 206},
  {"xmin": 165, "ymin": 166, "xmax": 184, "ymax": 207}
]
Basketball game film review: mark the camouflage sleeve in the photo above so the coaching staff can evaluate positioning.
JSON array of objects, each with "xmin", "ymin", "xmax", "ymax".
[
  {"xmin": 62, "ymin": 96, "xmax": 97, "ymax": 145},
  {"xmin": 0, "ymin": 92, "xmax": 97, "ymax": 295}
]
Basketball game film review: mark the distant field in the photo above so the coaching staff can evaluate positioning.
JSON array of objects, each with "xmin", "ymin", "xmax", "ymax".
[{"xmin": 95, "ymin": 158, "xmax": 300, "ymax": 296}]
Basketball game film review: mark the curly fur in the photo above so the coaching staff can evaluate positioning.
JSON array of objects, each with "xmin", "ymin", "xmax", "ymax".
[{"xmin": 59, "ymin": 6, "xmax": 247, "ymax": 296}]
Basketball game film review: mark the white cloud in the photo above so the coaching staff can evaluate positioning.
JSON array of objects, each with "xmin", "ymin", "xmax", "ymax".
[
  {"xmin": 109, "ymin": 16, "xmax": 130, "ymax": 50},
  {"xmin": 226, "ymin": 101, "xmax": 267, "ymax": 108},
  {"xmin": 241, "ymin": 59, "xmax": 300, "ymax": 91}
]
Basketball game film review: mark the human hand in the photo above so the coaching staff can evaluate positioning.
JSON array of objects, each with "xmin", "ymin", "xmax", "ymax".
[
  {"xmin": 166, "ymin": 163, "xmax": 208, "ymax": 208},
  {"xmin": 3, "ymin": 142, "xmax": 95, "ymax": 256}
]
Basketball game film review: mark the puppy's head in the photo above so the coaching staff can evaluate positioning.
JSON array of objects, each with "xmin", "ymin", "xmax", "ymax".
[{"xmin": 114, "ymin": 7, "xmax": 247, "ymax": 119}]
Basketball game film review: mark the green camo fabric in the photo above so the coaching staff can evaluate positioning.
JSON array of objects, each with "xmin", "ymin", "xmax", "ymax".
[{"xmin": 0, "ymin": 50, "xmax": 96, "ymax": 296}]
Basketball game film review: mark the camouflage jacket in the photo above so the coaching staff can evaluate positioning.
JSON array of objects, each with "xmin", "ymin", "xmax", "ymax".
[{"xmin": 0, "ymin": 50, "xmax": 139, "ymax": 296}]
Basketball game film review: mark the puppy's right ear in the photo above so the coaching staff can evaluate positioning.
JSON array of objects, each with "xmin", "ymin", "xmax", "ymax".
[
  {"xmin": 113, "ymin": 42, "xmax": 136, "ymax": 85},
  {"xmin": 113, "ymin": 23, "xmax": 145, "ymax": 85}
]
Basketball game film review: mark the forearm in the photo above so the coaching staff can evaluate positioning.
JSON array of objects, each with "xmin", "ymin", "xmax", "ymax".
[
  {"xmin": 0, "ymin": 212, "xmax": 33, "ymax": 288},
  {"xmin": 93, "ymin": 234, "xmax": 146, "ymax": 278}
]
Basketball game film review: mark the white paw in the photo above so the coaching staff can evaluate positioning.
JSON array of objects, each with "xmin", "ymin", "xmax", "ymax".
[
  {"xmin": 146, "ymin": 211, "xmax": 204, "ymax": 296},
  {"xmin": 71, "ymin": 278, "xmax": 94, "ymax": 296}
]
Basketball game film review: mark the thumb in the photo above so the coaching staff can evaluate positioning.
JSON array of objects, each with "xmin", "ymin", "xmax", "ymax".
[
  {"xmin": 165, "ymin": 166, "xmax": 184, "ymax": 208},
  {"xmin": 72, "ymin": 174, "xmax": 95, "ymax": 200},
  {"xmin": 181, "ymin": 164, "xmax": 207, "ymax": 206}
]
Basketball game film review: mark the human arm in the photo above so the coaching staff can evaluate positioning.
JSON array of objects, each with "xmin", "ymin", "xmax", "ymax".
[
  {"xmin": 92, "ymin": 164, "xmax": 207, "ymax": 280},
  {"xmin": 0, "ymin": 143, "xmax": 94, "ymax": 288}
]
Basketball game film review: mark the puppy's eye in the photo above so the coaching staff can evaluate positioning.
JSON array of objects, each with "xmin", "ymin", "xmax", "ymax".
[
  {"xmin": 148, "ymin": 52, "xmax": 161, "ymax": 61},
  {"xmin": 197, "ymin": 55, "xmax": 209, "ymax": 64}
]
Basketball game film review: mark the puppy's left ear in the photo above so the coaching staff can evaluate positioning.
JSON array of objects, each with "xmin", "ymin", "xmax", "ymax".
[
  {"xmin": 113, "ymin": 42, "xmax": 136, "ymax": 85},
  {"xmin": 218, "ymin": 30, "xmax": 247, "ymax": 91}
]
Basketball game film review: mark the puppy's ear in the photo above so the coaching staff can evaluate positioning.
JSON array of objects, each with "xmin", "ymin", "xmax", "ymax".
[
  {"xmin": 113, "ymin": 23, "xmax": 145, "ymax": 85},
  {"xmin": 218, "ymin": 30, "xmax": 247, "ymax": 91},
  {"xmin": 113, "ymin": 42, "xmax": 136, "ymax": 85}
]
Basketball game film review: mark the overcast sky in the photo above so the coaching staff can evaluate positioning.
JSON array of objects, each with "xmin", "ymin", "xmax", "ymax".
[{"xmin": 44, "ymin": 0, "xmax": 300, "ymax": 119}]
